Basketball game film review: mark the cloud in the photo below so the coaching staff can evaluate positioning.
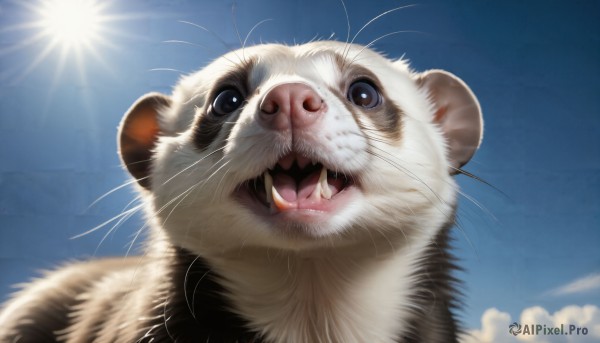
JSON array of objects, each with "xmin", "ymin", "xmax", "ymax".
[
  {"xmin": 461, "ymin": 305, "xmax": 600, "ymax": 343},
  {"xmin": 546, "ymin": 272, "xmax": 600, "ymax": 296},
  {"xmin": 461, "ymin": 308, "xmax": 516, "ymax": 343}
]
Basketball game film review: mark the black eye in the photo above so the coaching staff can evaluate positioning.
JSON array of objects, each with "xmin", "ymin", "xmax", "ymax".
[
  {"xmin": 347, "ymin": 80, "xmax": 381, "ymax": 109},
  {"xmin": 212, "ymin": 88, "xmax": 244, "ymax": 116}
]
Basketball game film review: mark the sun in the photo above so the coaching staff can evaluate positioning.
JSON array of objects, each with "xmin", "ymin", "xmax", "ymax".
[
  {"xmin": 40, "ymin": 0, "xmax": 103, "ymax": 48},
  {"xmin": 0, "ymin": 0, "xmax": 120, "ymax": 85}
]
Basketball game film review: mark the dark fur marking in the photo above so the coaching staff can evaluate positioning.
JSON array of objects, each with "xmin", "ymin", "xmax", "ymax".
[
  {"xmin": 193, "ymin": 112, "xmax": 227, "ymax": 151},
  {"xmin": 401, "ymin": 214, "xmax": 463, "ymax": 343},
  {"xmin": 193, "ymin": 58, "xmax": 256, "ymax": 151},
  {"xmin": 138, "ymin": 247, "xmax": 263, "ymax": 343},
  {"xmin": 332, "ymin": 53, "xmax": 403, "ymax": 141}
]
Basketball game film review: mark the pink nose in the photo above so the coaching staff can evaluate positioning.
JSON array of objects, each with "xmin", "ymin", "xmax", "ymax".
[{"xmin": 258, "ymin": 83, "xmax": 326, "ymax": 131}]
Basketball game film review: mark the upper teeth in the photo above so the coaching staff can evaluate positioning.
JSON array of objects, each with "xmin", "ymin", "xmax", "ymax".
[
  {"xmin": 263, "ymin": 165, "xmax": 333, "ymax": 211},
  {"xmin": 319, "ymin": 167, "xmax": 332, "ymax": 199},
  {"xmin": 264, "ymin": 172, "xmax": 273, "ymax": 204}
]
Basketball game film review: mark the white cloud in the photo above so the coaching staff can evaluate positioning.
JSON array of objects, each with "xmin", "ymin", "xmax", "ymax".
[
  {"xmin": 546, "ymin": 272, "xmax": 600, "ymax": 296},
  {"xmin": 461, "ymin": 305, "xmax": 600, "ymax": 343},
  {"xmin": 461, "ymin": 308, "xmax": 517, "ymax": 343}
]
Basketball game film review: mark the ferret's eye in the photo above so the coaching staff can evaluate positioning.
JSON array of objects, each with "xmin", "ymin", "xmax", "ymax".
[
  {"xmin": 212, "ymin": 88, "xmax": 244, "ymax": 116},
  {"xmin": 347, "ymin": 80, "xmax": 381, "ymax": 109}
]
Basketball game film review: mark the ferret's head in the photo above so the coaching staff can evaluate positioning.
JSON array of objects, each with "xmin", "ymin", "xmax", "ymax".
[{"xmin": 119, "ymin": 41, "xmax": 482, "ymax": 255}]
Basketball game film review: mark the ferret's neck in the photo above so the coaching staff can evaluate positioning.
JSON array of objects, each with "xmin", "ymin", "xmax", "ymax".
[{"xmin": 205, "ymin": 239, "xmax": 432, "ymax": 343}]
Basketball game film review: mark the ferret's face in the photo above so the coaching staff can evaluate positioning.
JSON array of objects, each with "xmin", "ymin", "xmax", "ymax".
[{"xmin": 119, "ymin": 41, "xmax": 482, "ymax": 255}]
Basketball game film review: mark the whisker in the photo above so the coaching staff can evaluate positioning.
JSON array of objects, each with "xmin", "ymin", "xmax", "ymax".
[
  {"xmin": 342, "ymin": 5, "xmax": 416, "ymax": 69},
  {"xmin": 243, "ymin": 19, "xmax": 274, "ymax": 51},
  {"xmin": 177, "ymin": 20, "xmax": 242, "ymax": 63},
  {"xmin": 150, "ymin": 155, "xmax": 233, "ymax": 236},
  {"xmin": 356, "ymin": 127, "xmax": 493, "ymax": 260},
  {"xmin": 197, "ymin": 160, "xmax": 232, "ymax": 190},
  {"xmin": 359, "ymin": 139, "xmax": 455, "ymax": 223},
  {"xmin": 97, "ymin": 207, "xmax": 140, "ymax": 256},
  {"xmin": 456, "ymin": 189, "xmax": 497, "ymax": 222},
  {"xmin": 453, "ymin": 167, "xmax": 508, "ymax": 197},
  {"xmin": 126, "ymin": 222, "xmax": 147, "ymax": 257},
  {"xmin": 149, "ymin": 67, "xmax": 187, "ymax": 74},
  {"xmin": 349, "ymin": 30, "xmax": 419, "ymax": 67},
  {"xmin": 211, "ymin": 163, "xmax": 235, "ymax": 204},
  {"xmin": 158, "ymin": 183, "xmax": 200, "ymax": 219},
  {"xmin": 70, "ymin": 205, "xmax": 143, "ymax": 239},
  {"xmin": 163, "ymin": 34, "xmax": 240, "ymax": 68},
  {"xmin": 190, "ymin": 268, "xmax": 211, "ymax": 318},
  {"xmin": 373, "ymin": 223, "xmax": 397, "ymax": 254},
  {"xmin": 230, "ymin": 2, "xmax": 245, "ymax": 62},
  {"xmin": 87, "ymin": 178, "xmax": 141, "ymax": 210},
  {"xmin": 349, "ymin": 5, "xmax": 416, "ymax": 46},
  {"xmin": 162, "ymin": 40, "xmax": 207, "ymax": 49},
  {"xmin": 124, "ymin": 185, "xmax": 201, "ymax": 259},
  {"xmin": 183, "ymin": 254, "xmax": 202, "ymax": 317},
  {"xmin": 453, "ymin": 216, "xmax": 479, "ymax": 261},
  {"xmin": 338, "ymin": 0, "xmax": 351, "ymax": 45},
  {"xmin": 362, "ymin": 138, "xmax": 444, "ymax": 203},
  {"xmin": 162, "ymin": 146, "xmax": 227, "ymax": 186}
]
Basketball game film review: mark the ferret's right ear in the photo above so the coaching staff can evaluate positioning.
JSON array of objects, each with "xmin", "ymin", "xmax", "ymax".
[
  {"xmin": 416, "ymin": 70, "xmax": 483, "ymax": 174},
  {"xmin": 118, "ymin": 93, "xmax": 171, "ymax": 189}
]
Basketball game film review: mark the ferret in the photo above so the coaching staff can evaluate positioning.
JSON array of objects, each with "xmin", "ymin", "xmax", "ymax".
[{"xmin": 0, "ymin": 41, "xmax": 482, "ymax": 343}]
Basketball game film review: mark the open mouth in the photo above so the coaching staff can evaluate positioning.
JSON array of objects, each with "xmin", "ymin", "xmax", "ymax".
[{"xmin": 237, "ymin": 152, "xmax": 356, "ymax": 214}]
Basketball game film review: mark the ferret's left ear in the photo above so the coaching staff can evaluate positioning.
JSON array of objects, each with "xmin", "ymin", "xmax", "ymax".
[
  {"xmin": 118, "ymin": 93, "xmax": 172, "ymax": 189},
  {"xmin": 417, "ymin": 70, "xmax": 483, "ymax": 174}
]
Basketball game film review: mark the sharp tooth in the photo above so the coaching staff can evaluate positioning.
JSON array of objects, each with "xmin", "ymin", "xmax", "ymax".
[
  {"xmin": 264, "ymin": 172, "xmax": 273, "ymax": 203},
  {"xmin": 272, "ymin": 184, "xmax": 291, "ymax": 211},
  {"xmin": 319, "ymin": 166, "xmax": 332, "ymax": 199}
]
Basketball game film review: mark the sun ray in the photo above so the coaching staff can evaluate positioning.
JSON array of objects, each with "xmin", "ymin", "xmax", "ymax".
[{"xmin": 14, "ymin": 38, "xmax": 59, "ymax": 83}]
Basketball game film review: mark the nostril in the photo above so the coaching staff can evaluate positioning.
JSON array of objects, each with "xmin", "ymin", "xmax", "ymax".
[
  {"xmin": 261, "ymin": 101, "xmax": 279, "ymax": 115},
  {"xmin": 302, "ymin": 96, "xmax": 322, "ymax": 112}
]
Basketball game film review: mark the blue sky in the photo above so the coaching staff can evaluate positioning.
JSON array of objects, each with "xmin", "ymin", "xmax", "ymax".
[{"xmin": 0, "ymin": 0, "xmax": 598, "ymax": 339}]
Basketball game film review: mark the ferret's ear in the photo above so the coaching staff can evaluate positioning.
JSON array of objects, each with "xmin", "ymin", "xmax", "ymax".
[
  {"xmin": 118, "ymin": 93, "xmax": 171, "ymax": 189},
  {"xmin": 417, "ymin": 70, "xmax": 483, "ymax": 174}
]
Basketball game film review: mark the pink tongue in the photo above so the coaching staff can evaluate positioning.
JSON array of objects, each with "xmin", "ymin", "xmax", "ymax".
[
  {"xmin": 272, "ymin": 174, "xmax": 298, "ymax": 202},
  {"xmin": 297, "ymin": 171, "xmax": 321, "ymax": 199},
  {"xmin": 272, "ymin": 170, "xmax": 321, "ymax": 203}
]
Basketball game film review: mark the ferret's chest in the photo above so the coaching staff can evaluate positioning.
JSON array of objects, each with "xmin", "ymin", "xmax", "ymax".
[{"xmin": 203, "ymin": 244, "xmax": 431, "ymax": 343}]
